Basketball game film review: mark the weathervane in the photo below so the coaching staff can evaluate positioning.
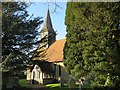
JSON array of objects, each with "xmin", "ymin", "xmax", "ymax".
[{"xmin": 47, "ymin": 0, "xmax": 50, "ymax": 9}]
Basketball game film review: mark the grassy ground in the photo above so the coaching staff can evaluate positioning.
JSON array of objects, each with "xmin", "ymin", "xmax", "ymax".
[
  {"xmin": 45, "ymin": 83, "xmax": 79, "ymax": 90},
  {"xmin": 19, "ymin": 79, "xmax": 117, "ymax": 90},
  {"xmin": 19, "ymin": 79, "xmax": 79, "ymax": 90},
  {"xmin": 19, "ymin": 79, "xmax": 46, "ymax": 89},
  {"xmin": 19, "ymin": 79, "xmax": 28, "ymax": 87}
]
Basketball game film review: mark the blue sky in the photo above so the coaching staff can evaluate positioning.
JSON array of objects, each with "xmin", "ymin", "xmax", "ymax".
[{"xmin": 27, "ymin": 2, "xmax": 67, "ymax": 40}]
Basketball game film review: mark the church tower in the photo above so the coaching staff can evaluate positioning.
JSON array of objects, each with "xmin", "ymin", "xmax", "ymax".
[{"xmin": 40, "ymin": 9, "xmax": 56, "ymax": 48}]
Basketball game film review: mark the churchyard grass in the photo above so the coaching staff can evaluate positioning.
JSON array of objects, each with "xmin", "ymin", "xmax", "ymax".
[
  {"xmin": 19, "ymin": 79, "xmax": 28, "ymax": 86},
  {"xmin": 45, "ymin": 83, "xmax": 79, "ymax": 90},
  {"xmin": 19, "ymin": 79, "xmax": 33, "ymax": 88},
  {"xmin": 19, "ymin": 79, "xmax": 80, "ymax": 90}
]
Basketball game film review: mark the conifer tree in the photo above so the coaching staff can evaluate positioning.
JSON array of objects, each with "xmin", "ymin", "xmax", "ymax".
[
  {"xmin": 64, "ymin": 2, "xmax": 120, "ymax": 87},
  {"xmin": 2, "ymin": 2, "xmax": 43, "ymax": 72}
]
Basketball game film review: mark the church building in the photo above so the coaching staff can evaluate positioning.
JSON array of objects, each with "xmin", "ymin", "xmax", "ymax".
[{"xmin": 26, "ymin": 9, "xmax": 69, "ymax": 84}]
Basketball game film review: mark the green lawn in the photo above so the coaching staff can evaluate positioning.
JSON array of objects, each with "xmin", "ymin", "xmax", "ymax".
[
  {"xmin": 19, "ymin": 79, "xmax": 34, "ymax": 88},
  {"xmin": 19, "ymin": 79, "xmax": 80, "ymax": 90},
  {"xmin": 45, "ymin": 83, "xmax": 79, "ymax": 90},
  {"xmin": 19, "ymin": 79, "xmax": 28, "ymax": 86},
  {"xmin": 18, "ymin": 79, "xmax": 116, "ymax": 90}
]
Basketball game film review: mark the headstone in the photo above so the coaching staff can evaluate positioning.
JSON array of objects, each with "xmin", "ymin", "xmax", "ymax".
[
  {"xmin": 60, "ymin": 76, "xmax": 64, "ymax": 87},
  {"xmin": 7, "ymin": 77, "xmax": 14, "ymax": 88},
  {"xmin": 13, "ymin": 76, "xmax": 19, "ymax": 87},
  {"xmin": 79, "ymin": 78, "xmax": 85, "ymax": 90},
  {"xmin": 68, "ymin": 76, "xmax": 76, "ymax": 88},
  {"xmin": 6, "ymin": 77, "xmax": 19, "ymax": 88}
]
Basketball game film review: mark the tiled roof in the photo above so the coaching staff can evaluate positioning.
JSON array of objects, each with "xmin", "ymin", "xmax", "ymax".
[
  {"xmin": 46, "ymin": 39, "xmax": 66, "ymax": 62},
  {"xmin": 32, "ymin": 39, "xmax": 66, "ymax": 63}
]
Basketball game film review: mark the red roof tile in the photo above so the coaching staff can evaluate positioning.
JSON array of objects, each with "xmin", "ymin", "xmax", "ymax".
[{"xmin": 46, "ymin": 39, "xmax": 66, "ymax": 62}]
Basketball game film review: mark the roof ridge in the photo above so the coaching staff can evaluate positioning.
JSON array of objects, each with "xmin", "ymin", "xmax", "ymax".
[{"xmin": 56, "ymin": 38, "xmax": 66, "ymax": 41}]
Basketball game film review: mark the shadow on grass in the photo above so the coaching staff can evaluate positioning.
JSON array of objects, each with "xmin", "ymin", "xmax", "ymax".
[{"xmin": 45, "ymin": 83, "xmax": 79, "ymax": 90}]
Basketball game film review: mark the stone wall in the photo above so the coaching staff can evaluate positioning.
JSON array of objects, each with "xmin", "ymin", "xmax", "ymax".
[{"xmin": 54, "ymin": 62, "xmax": 70, "ymax": 83}]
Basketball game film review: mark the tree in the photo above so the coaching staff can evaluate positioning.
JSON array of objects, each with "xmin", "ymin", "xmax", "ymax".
[
  {"xmin": 2, "ymin": 2, "xmax": 43, "ymax": 73},
  {"xmin": 64, "ymin": 2, "xmax": 120, "ymax": 88}
]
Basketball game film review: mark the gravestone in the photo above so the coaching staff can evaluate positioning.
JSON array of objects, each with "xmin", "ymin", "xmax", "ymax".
[
  {"xmin": 7, "ymin": 77, "xmax": 14, "ymax": 88},
  {"xmin": 68, "ymin": 77, "xmax": 76, "ymax": 88},
  {"xmin": 6, "ymin": 77, "xmax": 19, "ymax": 88},
  {"xmin": 79, "ymin": 78, "xmax": 85, "ymax": 90},
  {"xmin": 60, "ymin": 76, "xmax": 64, "ymax": 87},
  {"xmin": 79, "ymin": 77, "xmax": 90, "ymax": 90},
  {"xmin": 13, "ymin": 76, "xmax": 19, "ymax": 87}
]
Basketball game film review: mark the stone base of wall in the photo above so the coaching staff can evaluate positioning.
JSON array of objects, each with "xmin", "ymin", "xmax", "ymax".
[{"xmin": 43, "ymin": 78, "xmax": 54, "ymax": 84}]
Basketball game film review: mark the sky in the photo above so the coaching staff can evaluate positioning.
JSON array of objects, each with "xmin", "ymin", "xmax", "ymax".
[{"xmin": 27, "ymin": 2, "xmax": 67, "ymax": 40}]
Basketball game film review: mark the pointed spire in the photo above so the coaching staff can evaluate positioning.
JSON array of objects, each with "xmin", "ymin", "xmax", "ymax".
[
  {"xmin": 40, "ymin": 8, "xmax": 56, "ymax": 35},
  {"xmin": 43, "ymin": 8, "xmax": 53, "ymax": 30},
  {"xmin": 40, "ymin": 8, "xmax": 56, "ymax": 47}
]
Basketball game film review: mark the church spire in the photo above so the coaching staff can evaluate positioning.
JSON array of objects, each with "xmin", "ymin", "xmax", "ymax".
[
  {"xmin": 42, "ymin": 8, "xmax": 54, "ymax": 33},
  {"xmin": 40, "ymin": 8, "xmax": 56, "ymax": 48}
]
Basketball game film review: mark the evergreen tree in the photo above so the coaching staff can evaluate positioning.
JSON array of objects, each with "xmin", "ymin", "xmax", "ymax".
[
  {"xmin": 64, "ymin": 2, "xmax": 120, "ymax": 87},
  {"xmin": 2, "ymin": 2, "xmax": 43, "ymax": 73}
]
